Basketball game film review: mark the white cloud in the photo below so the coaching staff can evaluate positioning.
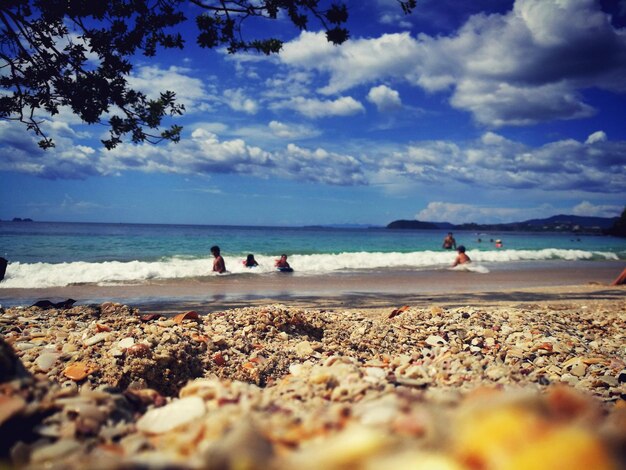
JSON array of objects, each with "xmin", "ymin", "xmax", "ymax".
[
  {"xmin": 128, "ymin": 65, "xmax": 211, "ymax": 112},
  {"xmin": 416, "ymin": 200, "xmax": 623, "ymax": 224},
  {"xmin": 278, "ymin": 1, "xmax": 626, "ymax": 126},
  {"xmin": 280, "ymin": 31, "xmax": 419, "ymax": 95},
  {"xmin": 93, "ymin": 126, "xmax": 365, "ymax": 185},
  {"xmin": 268, "ymin": 121, "xmax": 320, "ymax": 139},
  {"xmin": 367, "ymin": 85, "xmax": 402, "ymax": 112},
  {"xmin": 271, "ymin": 96, "xmax": 365, "ymax": 118},
  {"xmin": 223, "ymin": 89, "xmax": 259, "ymax": 114},
  {"xmin": 2, "ymin": 118, "xmax": 625, "ymax": 193},
  {"xmin": 572, "ymin": 201, "xmax": 622, "ymax": 217},
  {"xmin": 375, "ymin": 131, "xmax": 626, "ymax": 192},
  {"xmin": 585, "ymin": 130, "xmax": 608, "ymax": 145},
  {"xmin": 416, "ymin": 202, "xmax": 529, "ymax": 224}
]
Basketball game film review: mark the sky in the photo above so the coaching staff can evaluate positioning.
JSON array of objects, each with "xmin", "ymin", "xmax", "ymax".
[{"xmin": 1, "ymin": 0, "xmax": 625, "ymax": 226}]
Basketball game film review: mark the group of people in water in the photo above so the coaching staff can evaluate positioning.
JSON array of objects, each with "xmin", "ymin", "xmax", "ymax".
[
  {"xmin": 442, "ymin": 232, "xmax": 470, "ymax": 267},
  {"xmin": 210, "ymin": 245, "xmax": 293, "ymax": 274},
  {"xmin": 442, "ymin": 232, "xmax": 502, "ymax": 267},
  {"xmin": 210, "ymin": 233, "xmax": 491, "ymax": 274}
]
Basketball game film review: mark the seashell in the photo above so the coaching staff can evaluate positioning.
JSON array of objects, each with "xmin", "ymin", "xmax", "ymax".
[
  {"xmin": 191, "ymin": 333, "xmax": 209, "ymax": 343},
  {"xmin": 136, "ymin": 396, "xmax": 206, "ymax": 434},
  {"xmin": 35, "ymin": 351, "xmax": 59, "ymax": 371},
  {"xmin": 62, "ymin": 343, "xmax": 78, "ymax": 353},
  {"xmin": 84, "ymin": 332, "xmax": 109, "ymax": 346},
  {"xmin": 485, "ymin": 366, "xmax": 507, "ymax": 380},
  {"xmin": 140, "ymin": 314, "xmax": 161, "ymax": 322},
  {"xmin": 173, "ymin": 311, "xmax": 200, "ymax": 324},
  {"xmin": 95, "ymin": 323, "xmax": 111, "ymax": 332},
  {"xmin": 295, "ymin": 341, "xmax": 314, "ymax": 358},
  {"xmin": 425, "ymin": 335, "xmax": 447, "ymax": 347},
  {"xmin": 289, "ymin": 363, "xmax": 308, "ymax": 376},
  {"xmin": 562, "ymin": 357, "xmax": 583, "ymax": 368},
  {"xmin": 63, "ymin": 362, "xmax": 94, "ymax": 381},
  {"xmin": 127, "ymin": 343, "xmax": 151, "ymax": 357},
  {"xmin": 212, "ymin": 335, "xmax": 227, "ymax": 346},
  {"xmin": 431, "ymin": 306, "xmax": 444, "ymax": 315},
  {"xmin": 180, "ymin": 379, "xmax": 221, "ymax": 400},
  {"xmin": 389, "ymin": 305, "xmax": 410, "ymax": 319},
  {"xmin": 570, "ymin": 363, "xmax": 587, "ymax": 377},
  {"xmin": 110, "ymin": 348, "xmax": 124, "ymax": 357},
  {"xmin": 213, "ymin": 352, "xmax": 227, "ymax": 366},
  {"xmin": 582, "ymin": 357, "xmax": 608, "ymax": 365},
  {"xmin": 596, "ymin": 375, "xmax": 618, "ymax": 387},
  {"xmin": 117, "ymin": 337, "xmax": 135, "ymax": 349}
]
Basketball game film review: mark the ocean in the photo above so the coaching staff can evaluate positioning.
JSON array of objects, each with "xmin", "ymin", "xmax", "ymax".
[{"xmin": 1, "ymin": 221, "xmax": 625, "ymax": 289}]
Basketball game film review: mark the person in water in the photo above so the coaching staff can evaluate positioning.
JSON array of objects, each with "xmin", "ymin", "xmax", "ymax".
[
  {"xmin": 243, "ymin": 254, "xmax": 259, "ymax": 268},
  {"xmin": 275, "ymin": 254, "xmax": 292, "ymax": 270},
  {"xmin": 452, "ymin": 245, "xmax": 471, "ymax": 267},
  {"xmin": 442, "ymin": 232, "xmax": 457, "ymax": 250},
  {"xmin": 211, "ymin": 245, "xmax": 226, "ymax": 273}
]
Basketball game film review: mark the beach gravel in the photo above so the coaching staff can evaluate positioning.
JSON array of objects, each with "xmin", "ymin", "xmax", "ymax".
[{"xmin": 0, "ymin": 298, "xmax": 625, "ymax": 468}]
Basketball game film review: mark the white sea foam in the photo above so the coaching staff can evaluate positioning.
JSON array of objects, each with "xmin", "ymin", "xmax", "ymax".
[{"xmin": 0, "ymin": 249, "xmax": 618, "ymax": 288}]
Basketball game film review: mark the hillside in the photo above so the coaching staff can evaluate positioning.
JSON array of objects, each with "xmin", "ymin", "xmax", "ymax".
[{"xmin": 387, "ymin": 214, "xmax": 619, "ymax": 234}]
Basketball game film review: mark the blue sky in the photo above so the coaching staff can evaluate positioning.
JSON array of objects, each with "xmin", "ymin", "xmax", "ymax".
[{"xmin": 1, "ymin": 0, "xmax": 625, "ymax": 226}]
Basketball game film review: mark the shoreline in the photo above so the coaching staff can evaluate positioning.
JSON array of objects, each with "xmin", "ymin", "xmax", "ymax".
[
  {"xmin": 1, "ymin": 262, "xmax": 625, "ymax": 468},
  {"xmin": 1, "ymin": 260, "xmax": 623, "ymax": 314}
]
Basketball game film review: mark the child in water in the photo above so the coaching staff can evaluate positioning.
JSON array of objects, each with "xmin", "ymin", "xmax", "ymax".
[
  {"xmin": 452, "ymin": 245, "xmax": 471, "ymax": 267},
  {"xmin": 243, "ymin": 254, "xmax": 258, "ymax": 268},
  {"xmin": 275, "ymin": 254, "xmax": 293, "ymax": 272}
]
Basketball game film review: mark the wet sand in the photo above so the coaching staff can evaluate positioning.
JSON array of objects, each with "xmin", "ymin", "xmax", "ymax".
[{"xmin": 0, "ymin": 261, "xmax": 623, "ymax": 314}]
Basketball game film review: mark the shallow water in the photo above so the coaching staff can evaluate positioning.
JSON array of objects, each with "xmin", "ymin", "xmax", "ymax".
[{"xmin": 1, "ymin": 221, "xmax": 624, "ymax": 288}]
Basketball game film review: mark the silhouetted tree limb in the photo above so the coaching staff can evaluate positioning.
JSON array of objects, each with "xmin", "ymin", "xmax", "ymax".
[{"xmin": 0, "ymin": 1, "xmax": 414, "ymax": 150}]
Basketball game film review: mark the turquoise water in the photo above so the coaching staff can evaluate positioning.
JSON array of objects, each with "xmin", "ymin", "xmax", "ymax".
[{"xmin": 1, "ymin": 221, "xmax": 624, "ymax": 288}]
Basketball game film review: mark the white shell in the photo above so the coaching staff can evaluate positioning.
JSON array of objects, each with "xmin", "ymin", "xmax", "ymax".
[
  {"xmin": 136, "ymin": 396, "xmax": 206, "ymax": 434},
  {"xmin": 84, "ymin": 332, "xmax": 109, "ymax": 346},
  {"xmin": 295, "ymin": 341, "xmax": 314, "ymax": 357},
  {"xmin": 117, "ymin": 337, "xmax": 135, "ymax": 349},
  {"xmin": 35, "ymin": 352, "xmax": 59, "ymax": 371},
  {"xmin": 425, "ymin": 335, "xmax": 447, "ymax": 347}
]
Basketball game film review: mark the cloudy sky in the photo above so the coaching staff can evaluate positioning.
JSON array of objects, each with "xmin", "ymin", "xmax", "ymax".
[{"xmin": 1, "ymin": 0, "xmax": 625, "ymax": 226}]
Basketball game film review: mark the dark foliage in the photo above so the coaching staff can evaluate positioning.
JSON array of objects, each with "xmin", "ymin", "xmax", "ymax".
[
  {"xmin": 605, "ymin": 207, "xmax": 626, "ymax": 237},
  {"xmin": 0, "ymin": 1, "xmax": 415, "ymax": 149}
]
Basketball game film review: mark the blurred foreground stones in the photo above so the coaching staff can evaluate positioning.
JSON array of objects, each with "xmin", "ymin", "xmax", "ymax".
[{"xmin": 1, "ymin": 301, "xmax": 625, "ymax": 468}]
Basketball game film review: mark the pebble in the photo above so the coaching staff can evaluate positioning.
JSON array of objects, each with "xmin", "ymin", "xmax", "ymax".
[{"xmin": 0, "ymin": 299, "xmax": 624, "ymax": 469}]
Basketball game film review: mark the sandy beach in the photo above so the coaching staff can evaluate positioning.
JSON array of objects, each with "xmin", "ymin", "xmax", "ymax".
[{"xmin": 1, "ymin": 261, "xmax": 625, "ymax": 468}]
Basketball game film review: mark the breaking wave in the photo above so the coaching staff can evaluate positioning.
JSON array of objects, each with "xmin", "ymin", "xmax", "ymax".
[{"xmin": 0, "ymin": 249, "xmax": 620, "ymax": 288}]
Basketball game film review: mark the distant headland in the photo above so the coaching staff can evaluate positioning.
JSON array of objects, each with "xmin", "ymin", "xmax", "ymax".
[{"xmin": 387, "ymin": 214, "xmax": 624, "ymax": 236}]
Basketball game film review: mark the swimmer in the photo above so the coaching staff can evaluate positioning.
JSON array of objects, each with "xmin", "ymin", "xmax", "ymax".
[
  {"xmin": 452, "ymin": 245, "xmax": 471, "ymax": 267},
  {"xmin": 275, "ymin": 254, "xmax": 293, "ymax": 272},
  {"xmin": 211, "ymin": 245, "xmax": 226, "ymax": 273},
  {"xmin": 442, "ymin": 232, "xmax": 457, "ymax": 250},
  {"xmin": 243, "ymin": 254, "xmax": 258, "ymax": 268}
]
